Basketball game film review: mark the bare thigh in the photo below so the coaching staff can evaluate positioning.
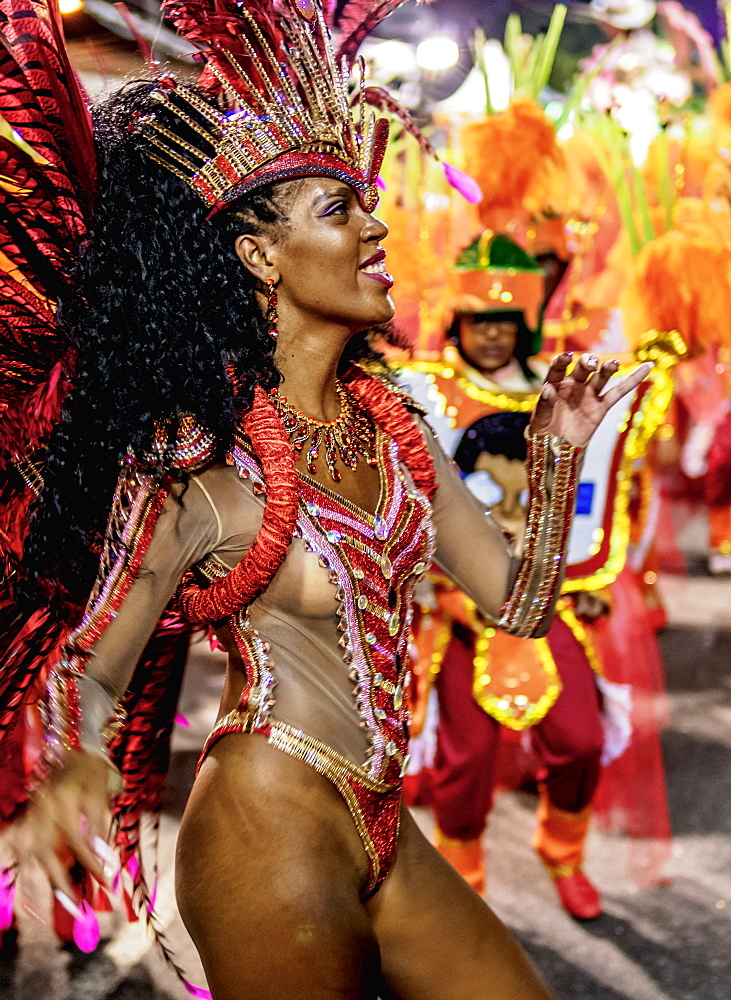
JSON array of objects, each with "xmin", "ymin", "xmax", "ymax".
[
  {"xmin": 368, "ymin": 808, "xmax": 556, "ymax": 1000},
  {"xmin": 175, "ymin": 733, "xmax": 379, "ymax": 1000}
]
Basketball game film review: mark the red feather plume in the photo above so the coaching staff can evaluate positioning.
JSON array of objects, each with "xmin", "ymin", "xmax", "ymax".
[
  {"xmin": 0, "ymin": 0, "xmax": 96, "ymax": 454},
  {"xmin": 0, "ymin": 0, "xmax": 96, "ymax": 735},
  {"xmin": 328, "ymin": 0, "xmax": 413, "ymax": 66},
  {"xmin": 162, "ymin": 0, "xmax": 283, "ymax": 97}
]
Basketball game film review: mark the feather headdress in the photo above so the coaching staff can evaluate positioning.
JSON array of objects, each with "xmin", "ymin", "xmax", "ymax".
[
  {"xmin": 141, "ymin": 0, "xmax": 479, "ymax": 214},
  {"xmin": 139, "ymin": 0, "xmax": 393, "ymax": 213}
]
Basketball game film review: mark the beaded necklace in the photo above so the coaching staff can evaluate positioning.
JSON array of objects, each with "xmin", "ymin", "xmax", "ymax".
[
  {"xmin": 177, "ymin": 368, "xmax": 436, "ymax": 624},
  {"xmin": 271, "ymin": 380, "xmax": 376, "ymax": 482}
]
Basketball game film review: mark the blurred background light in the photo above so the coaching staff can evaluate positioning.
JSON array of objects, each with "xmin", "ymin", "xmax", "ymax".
[
  {"xmin": 416, "ymin": 35, "xmax": 460, "ymax": 72},
  {"xmin": 362, "ymin": 38, "xmax": 419, "ymax": 80}
]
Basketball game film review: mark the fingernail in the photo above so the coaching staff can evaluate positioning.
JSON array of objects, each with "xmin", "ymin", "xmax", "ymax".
[
  {"xmin": 562, "ymin": 351, "xmax": 573, "ymax": 359},
  {"xmin": 54, "ymin": 889, "xmax": 83, "ymax": 921},
  {"xmin": 73, "ymin": 900, "xmax": 100, "ymax": 953},
  {"xmin": 94, "ymin": 836, "xmax": 119, "ymax": 880},
  {"xmin": 541, "ymin": 386, "xmax": 551, "ymax": 399},
  {"xmin": 587, "ymin": 355, "xmax": 599, "ymax": 368},
  {"xmin": 93, "ymin": 836, "xmax": 118, "ymax": 868}
]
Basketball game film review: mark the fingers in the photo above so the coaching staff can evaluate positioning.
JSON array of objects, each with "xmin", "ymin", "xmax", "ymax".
[
  {"xmin": 569, "ymin": 353, "xmax": 600, "ymax": 384},
  {"xmin": 544, "ymin": 352, "xmax": 573, "ymax": 384},
  {"xmin": 61, "ymin": 826, "xmax": 107, "ymax": 884},
  {"xmin": 92, "ymin": 836, "xmax": 119, "ymax": 881},
  {"xmin": 528, "ymin": 381, "xmax": 557, "ymax": 435},
  {"xmin": 592, "ymin": 359, "xmax": 620, "ymax": 395},
  {"xmin": 601, "ymin": 361, "xmax": 653, "ymax": 409},
  {"xmin": 83, "ymin": 788, "xmax": 110, "ymax": 852},
  {"xmin": 544, "ymin": 351, "xmax": 609, "ymax": 393},
  {"xmin": 16, "ymin": 809, "xmax": 77, "ymax": 898},
  {"xmin": 44, "ymin": 850, "xmax": 77, "ymax": 899},
  {"xmin": 20, "ymin": 786, "xmax": 109, "ymax": 894}
]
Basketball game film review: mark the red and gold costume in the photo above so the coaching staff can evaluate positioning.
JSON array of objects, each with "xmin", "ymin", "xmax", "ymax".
[
  {"xmin": 0, "ymin": 0, "xmax": 598, "ymax": 990},
  {"xmin": 402, "ymin": 240, "xmax": 676, "ymax": 911}
]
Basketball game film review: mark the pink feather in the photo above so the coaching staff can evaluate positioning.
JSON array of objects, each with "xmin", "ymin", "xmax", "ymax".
[
  {"xmin": 442, "ymin": 162, "xmax": 482, "ymax": 204},
  {"xmin": 0, "ymin": 869, "xmax": 14, "ymax": 931},
  {"xmin": 183, "ymin": 981, "xmax": 213, "ymax": 999},
  {"xmin": 72, "ymin": 901, "xmax": 100, "ymax": 953}
]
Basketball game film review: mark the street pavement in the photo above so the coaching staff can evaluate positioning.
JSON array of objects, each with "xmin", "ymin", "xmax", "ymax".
[{"xmin": 0, "ymin": 512, "xmax": 729, "ymax": 1000}]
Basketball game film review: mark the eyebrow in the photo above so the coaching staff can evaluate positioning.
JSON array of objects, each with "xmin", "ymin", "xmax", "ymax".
[{"xmin": 313, "ymin": 184, "xmax": 353, "ymax": 205}]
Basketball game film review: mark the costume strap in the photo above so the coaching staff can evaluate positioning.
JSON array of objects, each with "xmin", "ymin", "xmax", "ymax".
[{"xmin": 497, "ymin": 432, "xmax": 583, "ymax": 638}]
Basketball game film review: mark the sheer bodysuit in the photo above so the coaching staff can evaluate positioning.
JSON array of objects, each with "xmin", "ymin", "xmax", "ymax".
[{"xmin": 70, "ymin": 415, "xmax": 518, "ymax": 897}]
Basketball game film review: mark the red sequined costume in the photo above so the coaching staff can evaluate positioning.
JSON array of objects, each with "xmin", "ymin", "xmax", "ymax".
[
  {"xmin": 0, "ymin": 0, "xmax": 581, "ymax": 987},
  {"xmin": 198, "ymin": 416, "xmax": 433, "ymax": 895},
  {"xmin": 41, "ymin": 366, "xmax": 582, "ymax": 903}
]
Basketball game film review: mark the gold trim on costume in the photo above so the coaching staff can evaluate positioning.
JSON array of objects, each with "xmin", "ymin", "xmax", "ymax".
[
  {"xmin": 555, "ymin": 599, "xmax": 604, "ymax": 676},
  {"xmin": 268, "ymin": 722, "xmax": 395, "ymax": 893},
  {"xmin": 498, "ymin": 433, "xmax": 584, "ymax": 637},
  {"xmin": 471, "ymin": 624, "xmax": 562, "ymax": 730},
  {"xmin": 202, "ymin": 713, "xmax": 397, "ymax": 895}
]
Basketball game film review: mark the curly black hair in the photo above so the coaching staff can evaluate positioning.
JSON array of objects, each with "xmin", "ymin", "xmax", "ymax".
[{"xmin": 20, "ymin": 80, "xmax": 389, "ymax": 614}]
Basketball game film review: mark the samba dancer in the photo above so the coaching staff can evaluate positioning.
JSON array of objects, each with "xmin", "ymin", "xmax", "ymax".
[{"xmin": 0, "ymin": 0, "xmax": 649, "ymax": 995}]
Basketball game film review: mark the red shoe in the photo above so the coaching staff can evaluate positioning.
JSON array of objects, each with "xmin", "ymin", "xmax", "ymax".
[{"xmin": 552, "ymin": 869, "xmax": 602, "ymax": 920}]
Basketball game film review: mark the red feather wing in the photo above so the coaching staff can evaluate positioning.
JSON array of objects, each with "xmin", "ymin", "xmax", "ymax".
[
  {"xmin": 329, "ymin": 0, "xmax": 411, "ymax": 65},
  {"xmin": 0, "ymin": 0, "xmax": 95, "ymax": 451}
]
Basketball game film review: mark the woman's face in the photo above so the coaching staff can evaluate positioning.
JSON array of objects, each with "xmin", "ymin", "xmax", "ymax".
[
  {"xmin": 458, "ymin": 315, "xmax": 518, "ymax": 376},
  {"xmin": 241, "ymin": 177, "xmax": 395, "ymax": 334}
]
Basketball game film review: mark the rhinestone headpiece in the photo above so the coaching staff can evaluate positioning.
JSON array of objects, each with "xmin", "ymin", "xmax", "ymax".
[{"xmin": 141, "ymin": 0, "xmax": 390, "ymax": 214}]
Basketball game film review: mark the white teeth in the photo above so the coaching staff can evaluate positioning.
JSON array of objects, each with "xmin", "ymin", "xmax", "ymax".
[{"xmin": 362, "ymin": 258, "xmax": 387, "ymax": 274}]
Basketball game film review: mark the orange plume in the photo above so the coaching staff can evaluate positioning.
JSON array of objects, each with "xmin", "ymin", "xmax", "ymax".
[
  {"xmin": 622, "ymin": 230, "xmax": 731, "ymax": 356},
  {"xmin": 709, "ymin": 82, "xmax": 731, "ymax": 141},
  {"xmin": 460, "ymin": 99, "xmax": 563, "ymax": 228}
]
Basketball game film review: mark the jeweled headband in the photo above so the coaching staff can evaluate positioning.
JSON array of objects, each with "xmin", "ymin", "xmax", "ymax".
[{"xmin": 140, "ymin": 0, "xmax": 390, "ymax": 214}]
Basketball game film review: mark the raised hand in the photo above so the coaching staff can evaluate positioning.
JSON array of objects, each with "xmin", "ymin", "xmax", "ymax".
[{"xmin": 529, "ymin": 353, "xmax": 653, "ymax": 448}]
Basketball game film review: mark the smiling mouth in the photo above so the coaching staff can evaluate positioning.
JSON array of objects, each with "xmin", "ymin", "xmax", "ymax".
[{"xmin": 359, "ymin": 250, "xmax": 394, "ymax": 287}]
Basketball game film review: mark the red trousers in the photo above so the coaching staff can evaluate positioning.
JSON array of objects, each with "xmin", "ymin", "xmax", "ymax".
[{"xmin": 432, "ymin": 617, "xmax": 604, "ymax": 841}]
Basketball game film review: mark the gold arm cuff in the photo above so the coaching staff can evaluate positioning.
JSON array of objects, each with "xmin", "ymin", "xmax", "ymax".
[{"xmin": 497, "ymin": 433, "xmax": 584, "ymax": 638}]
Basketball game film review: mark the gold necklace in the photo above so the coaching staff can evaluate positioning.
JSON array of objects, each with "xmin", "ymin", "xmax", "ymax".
[{"xmin": 272, "ymin": 381, "xmax": 377, "ymax": 482}]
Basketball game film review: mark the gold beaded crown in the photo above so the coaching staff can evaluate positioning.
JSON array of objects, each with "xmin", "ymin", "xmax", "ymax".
[{"xmin": 142, "ymin": 0, "xmax": 391, "ymax": 214}]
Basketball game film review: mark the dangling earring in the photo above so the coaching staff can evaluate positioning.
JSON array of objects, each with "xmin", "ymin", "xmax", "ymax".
[{"xmin": 266, "ymin": 277, "xmax": 278, "ymax": 340}]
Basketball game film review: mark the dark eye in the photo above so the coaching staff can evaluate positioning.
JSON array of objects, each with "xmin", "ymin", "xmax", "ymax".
[{"xmin": 324, "ymin": 200, "xmax": 348, "ymax": 216}]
